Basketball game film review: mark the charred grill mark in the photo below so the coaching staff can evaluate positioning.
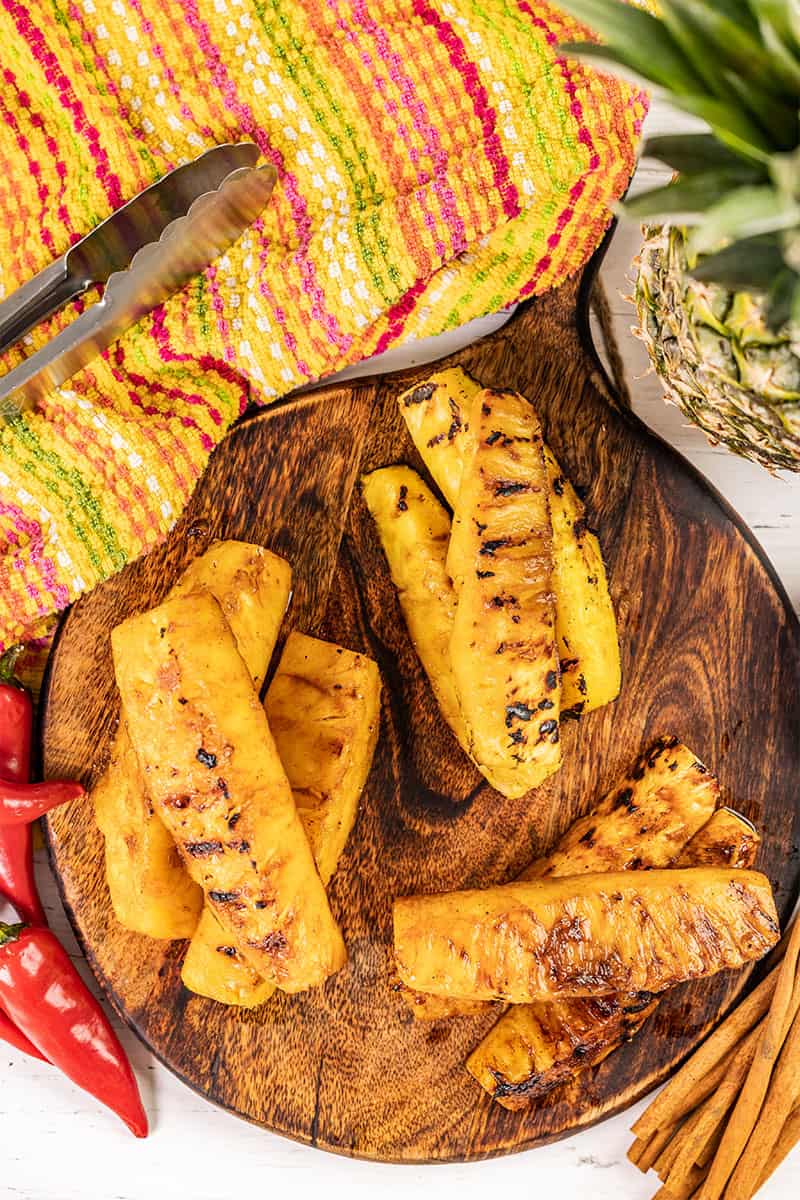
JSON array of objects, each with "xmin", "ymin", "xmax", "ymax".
[
  {"xmin": 229, "ymin": 840, "xmax": 251, "ymax": 854},
  {"xmin": 258, "ymin": 931, "xmax": 288, "ymax": 957},
  {"xmin": 403, "ymin": 382, "xmax": 435, "ymax": 406},
  {"xmin": 475, "ymin": 520, "xmax": 487, "ymax": 535},
  {"xmin": 552, "ymin": 476, "xmax": 565, "ymax": 496},
  {"xmin": 217, "ymin": 945, "xmax": 239, "ymax": 958},
  {"xmin": 539, "ymin": 719, "xmax": 557, "ymax": 737},
  {"xmin": 217, "ymin": 778, "xmax": 230, "ymax": 800},
  {"xmin": 505, "ymin": 702, "xmax": 534, "ymax": 727},
  {"xmin": 227, "ymin": 809, "xmax": 240, "ymax": 828},
  {"xmin": 196, "ymin": 747, "xmax": 217, "ymax": 769},
  {"xmin": 509, "ymin": 729, "xmax": 526, "ymax": 745},
  {"xmin": 538, "ymin": 698, "xmax": 554, "ymax": 710},
  {"xmin": 614, "ymin": 787, "xmax": 638, "ymax": 814},
  {"xmin": 622, "ymin": 992, "xmax": 658, "ymax": 1014},
  {"xmin": 560, "ymin": 657, "xmax": 579, "ymax": 675},
  {"xmin": 580, "ymin": 826, "xmax": 596, "ymax": 846},
  {"xmin": 185, "ymin": 841, "xmax": 223, "ymax": 857},
  {"xmin": 167, "ymin": 794, "xmax": 192, "ymax": 810},
  {"xmin": 563, "ymin": 702, "xmax": 585, "ymax": 719},
  {"xmin": 397, "ymin": 485, "xmax": 408, "ymax": 512},
  {"xmin": 545, "ymin": 669, "xmax": 558, "ymax": 691},
  {"xmin": 480, "ymin": 537, "xmax": 512, "ymax": 557},
  {"xmin": 209, "ymin": 890, "xmax": 240, "ymax": 904},
  {"xmin": 495, "ymin": 480, "xmax": 529, "ymax": 497},
  {"xmin": 177, "ymin": 696, "xmax": 188, "ymax": 706},
  {"xmin": 476, "ymin": 569, "xmax": 495, "ymax": 579},
  {"xmin": 490, "ymin": 593, "xmax": 519, "ymax": 609},
  {"xmin": 577, "ymin": 674, "xmax": 588, "ymax": 696}
]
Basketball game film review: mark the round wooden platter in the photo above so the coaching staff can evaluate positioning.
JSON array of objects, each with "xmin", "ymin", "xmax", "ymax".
[{"xmin": 41, "ymin": 258, "xmax": 800, "ymax": 1163}]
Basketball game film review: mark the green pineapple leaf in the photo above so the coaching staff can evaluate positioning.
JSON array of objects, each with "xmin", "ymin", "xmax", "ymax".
[
  {"xmin": 642, "ymin": 133, "xmax": 766, "ymax": 178},
  {"xmin": 765, "ymin": 266, "xmax": 799, "ymax": 327},
  {"xmin": 722, "ymin": 71, "xmax": 798, "ymax": 148},
  {"xmin": 674, "ymin": 94, "xmax": 773, "ymax": 160},
  {"xmin": 689, "ymin": 185, "xmax": 800, "ymax": 255},
  {"xmin": 748, "ymin": 0, "xmax": 800, "ymax": 51},
  {"xmin": 688, "ymin": 234, "xmax": 786, "ymax": 289},
  {"xmin": 622, "ymin": 171, "xmax": 766, "ymax": 220},
  {"xmin": 755, "ymin": 12, "xmax": 800, "ymax": 88},
  {"xmin": 667, "ymin": 0, "xmax": 799, "ymax": 98},
  {"xmin": 659, "ymin": 3, "xmax": 732, "ymax": 98},
  {"xmin": 553, "ymin": 0, "xmax": 706, "ymax": 92}
]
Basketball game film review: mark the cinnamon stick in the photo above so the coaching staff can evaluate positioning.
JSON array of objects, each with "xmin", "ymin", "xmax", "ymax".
[
  {"xmin": 628, "ymin": 1135, "xmax": 648, "ymax": 1166},
  {"xmin": 631, "ymin": 968, "xmax": 781, "ymax": 1143},
  {"xmin": 757, "ymin": 1102, "xmax": 800, "ymax": 1190},
  {"xmin": 632, "ymin": 1122, "xmax": 681, "ymax": 1173},
  {"xmin": 661, "ymin": 1034, "xmax": 759, "ymax": 1194},
  {"xmin": 723, "ymin": 1005, "xmax": 800, "ymax": 1200},
  {"xmin": 695, "ymin": 917, "xmax": 800, "ymax": 1200},
  {"xmin": 655, "ymin": 1106, "xmax": 706, "ymax": 1180},
  {"xmin": 655, "ymin": 1162, "xmax": 707, "ymax": 1200}
]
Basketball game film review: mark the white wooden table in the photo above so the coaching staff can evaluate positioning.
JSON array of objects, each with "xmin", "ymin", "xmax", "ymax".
[{"xmin": 3, "ymin": 102, "xmax": 799, "ymax": 1200}]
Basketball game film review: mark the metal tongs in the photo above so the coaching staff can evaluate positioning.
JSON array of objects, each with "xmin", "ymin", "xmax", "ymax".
[{"xmin": 0, "ymin": 143, "xmax": 276, "ymax": 419}]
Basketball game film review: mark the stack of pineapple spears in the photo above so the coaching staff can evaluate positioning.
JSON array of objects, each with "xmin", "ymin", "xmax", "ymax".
[
  {"xmin": 362, "ymin": 367, "xmax": 620, "ymax": 800},
  {"xmin": 363, "ymin": 368, "xmax": 779, "ymax": 1105},
  {"xmin": 394, "ymin": 737, "xmax": 776, "ymax": 1107},
  {"xmin": 93, "ymin": 540, "xmax": 381, "ymax": 1007}
]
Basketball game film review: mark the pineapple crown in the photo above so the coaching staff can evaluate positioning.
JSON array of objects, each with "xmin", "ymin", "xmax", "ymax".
[{"xmin": 557, "ymin": 0, "xmax": 800, "ymax": 328}]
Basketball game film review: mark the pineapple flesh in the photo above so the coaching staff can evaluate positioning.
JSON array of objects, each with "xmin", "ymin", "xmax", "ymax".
[
  {"xmin": 181, "ymin": 631, "xmax": 380, "ymax": 1007},
  {"xmin": 448, "ymin": 388, "xmax": 561, "ymax": 799},
  {"xmin": 397, "ymin": 367, "xmax": 620, "ymax": 714}
]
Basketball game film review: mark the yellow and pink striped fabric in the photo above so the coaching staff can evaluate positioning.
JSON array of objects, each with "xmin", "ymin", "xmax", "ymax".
[{"xmin": 0, "ymin": 0, "xmax": 645, "ymax": 652}]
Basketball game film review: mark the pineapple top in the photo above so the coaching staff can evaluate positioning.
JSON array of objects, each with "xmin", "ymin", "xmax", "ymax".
[{"xmin": 558, "ymin": 0, "xmax": 800, "ymax": 330}]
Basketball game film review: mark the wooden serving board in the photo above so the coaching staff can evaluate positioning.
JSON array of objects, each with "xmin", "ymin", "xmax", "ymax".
[{"xmin": 41, "ymin": 258, "xmax": 800, "ymax": 1162}]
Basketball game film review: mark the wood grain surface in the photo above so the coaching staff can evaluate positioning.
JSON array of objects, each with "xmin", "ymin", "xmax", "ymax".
[{"xmin": 40, "ymin": 264, "xmax": 800, "ymax": 1163}]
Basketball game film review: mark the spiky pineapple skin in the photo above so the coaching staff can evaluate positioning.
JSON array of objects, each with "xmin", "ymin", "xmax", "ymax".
[{"xmin": 635, "ymin": 227, "xmax": 800, "ymax": 473}]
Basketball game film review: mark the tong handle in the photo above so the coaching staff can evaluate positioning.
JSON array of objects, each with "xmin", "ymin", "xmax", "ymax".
[{"xmin": 0, "ymin": 260, "xmax": 87, "ymax": 357}]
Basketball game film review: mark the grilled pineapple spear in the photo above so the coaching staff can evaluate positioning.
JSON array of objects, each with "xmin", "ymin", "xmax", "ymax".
[
  {"xmin": 361, "ymin": 467, "xmax": 470, "ymax": 753},
  {"xmin": 467, "ymin": 806, "xmax": 760, "ymax": 1107},
  {"xmin": 94, "ymin": 540, "xmax": 291, "ymax": 939},
  {"xmin": 113, "ymin": 593, "xmax": 346, "ymax": 992},
  {"xmin": 397, "ymin": 368, "xmax": 620, "ymax": 714},
  {"xmin": 394, "ymin": 866, "xmax": 778, "ymax": 1005},
  {"xmin": 449, "ymin": 388, "xmax": 561, "ymax": 798},
  {"xmin": 182, "ymin": 631, "xmax": 381, "ymax": 1007},
  {"xmin": 400, "ymin": 735, "xmax": 720, "ymax": 1020}
]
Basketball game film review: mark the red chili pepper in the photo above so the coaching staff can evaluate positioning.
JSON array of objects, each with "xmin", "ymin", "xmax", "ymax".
[
  {"xmin": 0, "ymin": 920, "xmax": 148, "ymax": 1137},
  {"xmin": 0, "ymin": 779, "xmax": 85, "ymax": 825},
  {"xmin": 0, "ymin": 1001, "xmax": 48, "ymax": 1062},
  {"xmin": 0, "ymin": 647, "xmax": 44, "ymax": 925}
]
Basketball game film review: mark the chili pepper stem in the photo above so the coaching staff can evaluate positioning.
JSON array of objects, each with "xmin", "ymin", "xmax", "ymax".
[
  {"xmin": 0, "ymin": 922, "xmax": 24, "ymax": 946},
  {"xmin": 0, "ymin": 647, "xmax": 24, "ymax": 688}
]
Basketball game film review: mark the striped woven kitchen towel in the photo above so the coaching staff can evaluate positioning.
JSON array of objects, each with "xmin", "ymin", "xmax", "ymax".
[{"xmin": 0, "ymin": 0, "xmax": 646, "ymax": 653}]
